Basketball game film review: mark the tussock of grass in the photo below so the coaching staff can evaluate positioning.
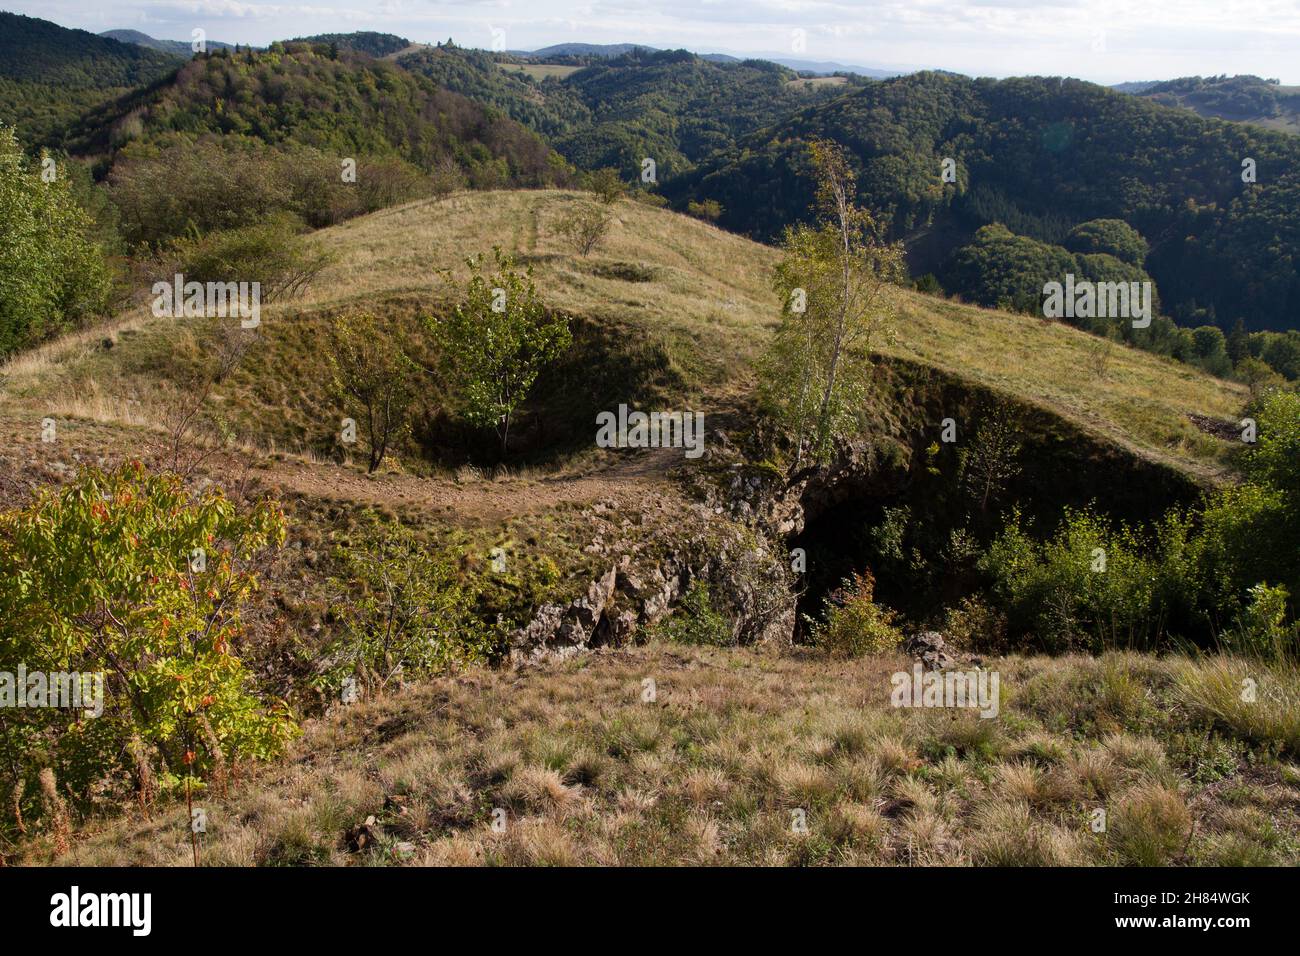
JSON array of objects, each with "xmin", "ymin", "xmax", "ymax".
[
  {"xmin": 31, "ymin": 645, "xmax": 1300, "ymax": 867},
  {"xmin": 1173, "ymin": 657, "xmax": 1300, "ymax": 754}
]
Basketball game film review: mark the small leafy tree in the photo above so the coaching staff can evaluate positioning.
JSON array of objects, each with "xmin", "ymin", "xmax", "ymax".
[
  {"xmin": 0, "ymin": 463, "xmax": 294, "ymax": 825},
  {"xmin": 583, "ymin": 167, "xmax": 627, "ymax": 204},
  {"xmin": 757, "ymin": 138, "xmax": 904, "ymax": 470},
  {"xmin": 325, "ymin": 524, "xmax": 496, "ymax": 697},
  {"xmin": 959, "ymin": 403, "xmax": 1023, "ymax": 515},
  {"xmin": 431, "ymin": 248, "xmax": 572, "ymax": 455},
  {"xmin": 326, "ymin": 311, "xmax": 420, "ymax": 473},
  {"xmin": 0, "ymin": 125, "xmax": 111, "ymax": 358},
  {"xmin": 555, "ymin": 203, "xmax": 613, "ymax": 257}
]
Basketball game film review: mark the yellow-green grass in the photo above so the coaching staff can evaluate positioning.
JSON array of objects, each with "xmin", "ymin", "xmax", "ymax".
[
  {"xmin": 499, "ymin": 62, "xmax": 582, "ymax": 81},
  {"xmin": 0, "ymin": 189, "xmax": 1246, "ymax": 480},
  {"xmin": 785, "ymin": 76, "xmax": 850, "ymax": 90},
  {"xmin": 29, "ymin": 645, "xmax": 1300, "ymax": 867}
]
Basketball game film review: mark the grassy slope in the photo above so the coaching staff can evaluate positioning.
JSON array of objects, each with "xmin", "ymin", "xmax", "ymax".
[
  {"xmin": 0, "ymin": 189, "xmax": 1237, "ymax": 486},
  {"xmin": 3, "ymin": 189, "xmax": 1241, "ymax": 480},
  {"xmin": 39, "ymin": 645, "xmax": 1300, "ymax": 866},
  {"xmin": 248, "ymin": 188, "xmax": 1252, "ymax": 483},
  {"xmin": 0, "ymin": 189, "xmax": 1285, "ymax": 868}
]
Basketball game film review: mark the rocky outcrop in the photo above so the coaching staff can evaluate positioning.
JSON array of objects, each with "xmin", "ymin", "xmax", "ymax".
[
  {"xmin": 508, "ymin": 496, "xmax": 798, "ymax": 664},
  {"xmin": 904, "ymin": 631, "xmax": 956, "ymax": 671}
]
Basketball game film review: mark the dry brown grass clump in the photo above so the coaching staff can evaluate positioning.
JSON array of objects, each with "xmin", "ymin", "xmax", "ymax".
[{"xmin": 19, "ymin": 644, "xmax": 1298, "ymax": 868}]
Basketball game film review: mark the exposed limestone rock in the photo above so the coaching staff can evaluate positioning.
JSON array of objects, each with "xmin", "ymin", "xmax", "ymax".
[{"xmin": 904, "ymin": 631, "xmax": 955, "ymax": 671}]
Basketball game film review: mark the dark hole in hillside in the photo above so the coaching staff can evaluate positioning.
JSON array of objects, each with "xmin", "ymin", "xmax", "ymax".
[{"xmin": 789, "ymin": 366, "xmax": 1206, "ymax": 643}]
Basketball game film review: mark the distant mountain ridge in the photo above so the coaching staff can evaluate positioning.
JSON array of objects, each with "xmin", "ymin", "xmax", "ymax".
[
  {"xmin": 511, "ymin": 41, "xmax": 898, "ymax": 77},
  {"xmin": 99, "ymin": 29, "xmax": 236, "ymax": 56}
]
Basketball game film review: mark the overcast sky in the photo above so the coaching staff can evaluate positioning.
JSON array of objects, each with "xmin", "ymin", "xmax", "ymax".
[{"xmin": 9, "ymin": 0, "xmax": 1300, "ymax": 85}]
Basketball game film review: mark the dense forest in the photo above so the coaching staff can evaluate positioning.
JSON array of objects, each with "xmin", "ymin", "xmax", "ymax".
[
  {"xmin": 400, "ymin": 45, "xmax": 861, "ymax": 179},
  {"xmin": 62, "ymin": 42, "xmax": 560, "ymax": 188},
  {"xmin": 293, "ymin": 32, "xmax": 413, "ymax": 58},
  {"xmin": 0, "ymin": 12, "xmax": 180, "ymax": 146},
  {"xmin": 667, "ymin": 71, "xmax": 1300, "ymax": 334},
  {"xmin": 397, "ymin": 44, "xmax": 594, "ymax": 139}
]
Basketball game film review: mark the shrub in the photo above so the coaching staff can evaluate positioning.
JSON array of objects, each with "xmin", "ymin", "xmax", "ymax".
[
  {"xmin": 981, "ymin": 508, "xmax": 1162, "ymax": 652},
  {"xmin": 554, "ymin": 203, "xmax": 613, "ymax": 257},
  {"xmin": 943, "ymin": 595, "xmax": 1009, "ymax": 654},
  {"xmin": 165, "ymin": 215, "xmax": 333, "ymax": 305},
  {"xmin": 0, "ymin": 463, "xmax": 294, "ymax": 825},
  {"xmin": 686, "ymin": 199, "xmax": 723, "ymax": 222},
  {"xmin": 652, "ymin": 579, "xmax": 733, "ymax": 646},
  {"xmin": 324, "ymin": 524, "xmax": 496, "ymax": 696},
  {"xmin": 809, "ymin": 570, "xmax": 903, "ymax": 656},
  {"xmin": 0, "ymin": 125, "xmax": 111, "ymax": 358}
]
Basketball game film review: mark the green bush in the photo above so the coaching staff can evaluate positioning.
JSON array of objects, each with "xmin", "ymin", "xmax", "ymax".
[
  {"xmin": 0, "ymin": 463, "xmax": 295, "ymax": 823},
  {"xmin": 980, "ymin": 508, "xmax": 1163, "ymax": 652},
  {"xmin": 979, "ymin": 392, "xmax": 1300, "ymax": 658},
  {"xmin": 324, "ymin": 524, "xmax": 497, "ymax": 696},
  {"xmin": 653, "ymin": 579, "xmax": 733, "ymax": 646},
  {"xmin": 0, "ymin": 125, "xmax": 111, "ymax": 358},
  {"xmin": 809, "ymin": 570, "xmax": 904, "ymax": 657},
  {"xmin": 164, "ymin": 214, "xmax": 333, "ymax": 305}
]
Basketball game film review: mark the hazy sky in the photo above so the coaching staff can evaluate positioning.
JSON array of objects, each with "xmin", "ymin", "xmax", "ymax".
[{"xmin": 9, "ymin": 0, "xmax": 1300, "ymax": 84}]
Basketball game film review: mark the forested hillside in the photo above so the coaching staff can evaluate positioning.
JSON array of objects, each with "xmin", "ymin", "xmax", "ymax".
[
  {"xmin": 397, "ymin": 44, "xmax": 593, "ymax": 139},
  {"xmin": 64, "ymin": 41, "xmax": 560, "ymax": 189},
  {"xmin": 1134, "ymin": 75, "xmax": 1300, "ymax": 133},
  {"xmin": 0, "ymin": 11, "xmax": 180, "ymax": 146},
  {"xmin": 399, "ymin": 45, "xmax": 862, "ymax": 179},
  {"xmin": 668, "ymin": 71, "xmax": 1300, "ymax": 333}
]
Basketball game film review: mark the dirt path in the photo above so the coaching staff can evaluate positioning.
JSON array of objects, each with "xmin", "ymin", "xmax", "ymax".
[
  {"xmin": 0, "ymin": 413, "xmax": 685, "ymax": 522},
  {"xmin": 259, "ymin": 445, "xmax": 683, "ymax": 522}
]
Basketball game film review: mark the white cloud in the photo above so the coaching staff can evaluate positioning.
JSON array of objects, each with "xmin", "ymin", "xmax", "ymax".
[{"xmin": 8, "ymin": 0, "xmax": 1299, "ymax": 83}]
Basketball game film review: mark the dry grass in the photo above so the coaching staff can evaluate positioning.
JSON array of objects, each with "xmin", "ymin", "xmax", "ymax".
[
  {"xmin": 1, "ymin": 190, "xmax": 1245, "ymax": 483},
  {"xmin": 498, "ymin": 63, "xmax": 583, "ymax": 81},
  {"xmin": 1173, "ymin": 656, "xmax": 1300, "ymax": 753},
  {"xmin": 24, "ymin": 644, "xmax": 1299, "ymax": 867}
]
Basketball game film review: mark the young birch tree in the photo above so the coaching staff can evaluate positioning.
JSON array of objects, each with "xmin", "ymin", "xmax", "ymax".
[{"xmin": 758, "ymin": 139, "xmax": 904, "ymax": 472}]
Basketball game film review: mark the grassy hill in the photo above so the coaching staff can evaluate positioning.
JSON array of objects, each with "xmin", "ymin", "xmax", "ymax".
[
  {"xmin": 1134, "ymin": 75, "xmax": 1300, "ymax": 134},
  {"xmin": 0, "ymin": 190, "xmax": 1245, "ymax": 483}
]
